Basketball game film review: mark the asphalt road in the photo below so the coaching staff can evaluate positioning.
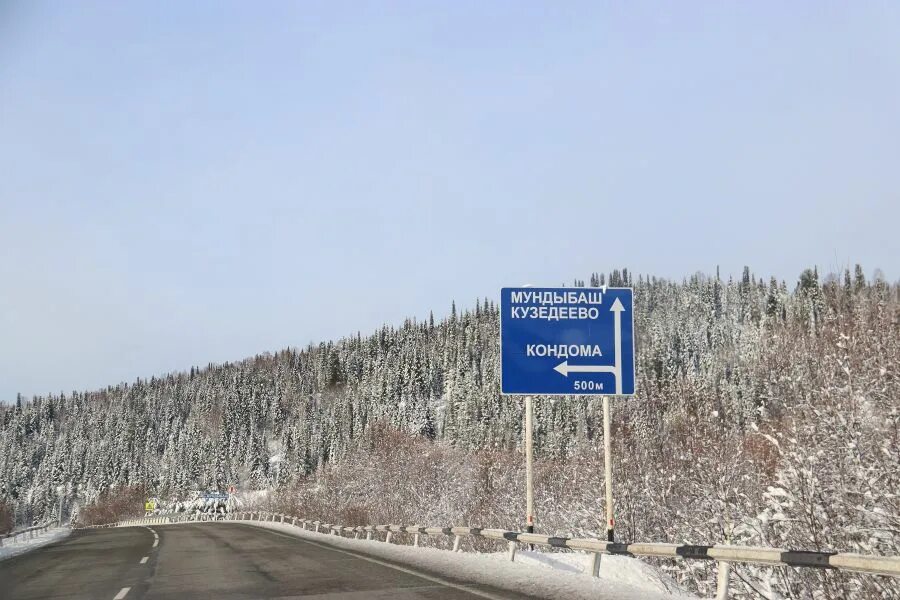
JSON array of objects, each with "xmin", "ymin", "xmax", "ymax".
[{"xmin": 0, "ymin": 523, "xmax": 531, "ymax": 600}]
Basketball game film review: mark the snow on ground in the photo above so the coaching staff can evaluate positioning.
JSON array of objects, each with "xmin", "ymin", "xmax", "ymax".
[
  {"xmin": 219, "ymin": 520, "xmax": 697, "ymax": 600},
  {"xmin": 486, "ymin": 549, "xmax": 689, "ymax": 596},
  {"xmin": 0, "ymin": 528, "xmax": 71, "ymax": 562}
]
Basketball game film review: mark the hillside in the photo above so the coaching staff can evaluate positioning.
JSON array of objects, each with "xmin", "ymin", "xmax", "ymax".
[{"xmin": 2, "ymin": 266, "xmax": 897, "ymax": 598}]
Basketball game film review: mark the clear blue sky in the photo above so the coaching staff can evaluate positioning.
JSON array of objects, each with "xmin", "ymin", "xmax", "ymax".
[{"xmin": 1, "ymin": 1, "xmax": 898, "ymax": 401}]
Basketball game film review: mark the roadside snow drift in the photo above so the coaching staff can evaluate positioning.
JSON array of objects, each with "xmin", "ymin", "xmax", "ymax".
[
  {"xmin": 486, "ymin": 549, "xmax": 688, "ymax": 596},
  {"xmin": 0, "ymin": 528, "xmax": 71, "ymax": 562}
]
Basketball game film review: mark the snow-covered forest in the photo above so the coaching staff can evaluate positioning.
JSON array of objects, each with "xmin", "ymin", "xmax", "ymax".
[{"xmin": 2, "ymin": 266, "xmax": 897, "ymax": 598}]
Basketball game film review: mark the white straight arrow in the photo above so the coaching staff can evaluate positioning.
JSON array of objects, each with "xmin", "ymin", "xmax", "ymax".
[
  {"xmin": 610, "ymin": 297, "xmax": 624, "ymax": 394},
  {"xmin": 553, "ymin": 297, "xmax": 626, "ymax": 395}
]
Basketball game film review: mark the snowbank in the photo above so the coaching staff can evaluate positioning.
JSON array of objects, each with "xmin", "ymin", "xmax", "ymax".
[
  {"xmin": 228, "ymin": 520, "xmax": 697, "ymax": 599},
  {"xmin": 0, "ymin": 528, "xmax": 71, "ymax": 562},
  {"xmin": 487, "ymin": 549, "xmax": 688, "ymax": 596}
]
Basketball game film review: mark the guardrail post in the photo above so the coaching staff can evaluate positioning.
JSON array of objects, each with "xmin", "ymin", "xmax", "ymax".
[
  {"xmin": 280, "ymin": 514, "xmax": 284, "ymax": 523},
  {"xmin": 366, "ymin": 530, "xmax": 373, "ymax": 540},
  {"xmin": 716, "ymin": 561, "xmax": 731, "ymax": 599},
  {"xmin": 453, "ymin": 535, "xmax": 461, "ymax": 552},
  {"xmin": 413, "ymin": 533, "xmax": 420, "ymax": 547},
  {"xmin": 508, "ymin": 541, "xmax": 517, "ymax": 562},
  {"xmin": 591, "ymin": 552, "xmax": 602, "ymax": 577},
  {"xmin": 315, "ymin": 522, "xmax": 320, "ymax": 533},
  {"xmin": 385, "ymin": 531, "xmax": 393, "ymax": 544},
  {"xmin": 291, "ymin": 517, "xmax": 296, "ymax": 526}
]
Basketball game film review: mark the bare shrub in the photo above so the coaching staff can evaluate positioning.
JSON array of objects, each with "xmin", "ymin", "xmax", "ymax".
[{"xmin": 76, "ymin": 486, "xmax": 147, "ymax": 527}]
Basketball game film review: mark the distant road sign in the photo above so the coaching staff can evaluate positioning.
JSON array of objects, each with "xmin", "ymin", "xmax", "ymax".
[
  {"xmin": 500, "ymin": 287, "xmax": 635, "ymax": 395},
  {"xmin": 144, "ymin": 500, "xmax": 156, "ymax": 511},
  {"xmin": 201, "ymin": 492, "xmax": 229, "ymax": 500}
]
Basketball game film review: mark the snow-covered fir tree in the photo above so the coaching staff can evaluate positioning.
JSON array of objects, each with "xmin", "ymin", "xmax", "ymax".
[{"xmin": 1, "ymin": 265, "xmax": 897, "ymax": 599}]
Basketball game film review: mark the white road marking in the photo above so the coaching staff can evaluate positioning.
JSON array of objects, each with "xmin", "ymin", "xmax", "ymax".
[
  {"xmin": 140, "ymin": 556, "xmax": 148, "ymax": 564},
  {"xmin": 257, "ymin": 527, "xmax": 507, "ymax": 600},
  {"xmin": 144, "ymin": 526, "xmax": 160, "ymax": 548},
  {"xmin": 113, "ymin": 587, "xmax": 130, "ymax": 600}
]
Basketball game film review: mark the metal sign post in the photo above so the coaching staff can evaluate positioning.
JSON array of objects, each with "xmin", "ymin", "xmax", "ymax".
[
  {"xmin": 525, "ymin": 395, "xmax": 534, "ymax": 535},
  {"xmin": 603, "ymin": 395, "xmax": 614, "ymax": 541},
  {"xmin": 500, "ymin": 287, "xmax": 635, "ymax": 543}
]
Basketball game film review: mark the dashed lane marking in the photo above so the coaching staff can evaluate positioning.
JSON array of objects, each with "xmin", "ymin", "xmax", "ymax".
[
  {"xmin": 144, "ymin": 526, "xmax": 160, "ymax": 549},
  {"xmin": 140, "ymin": 556, "xmax": 148, "ymax": 564},
  {"xmin": 113, "ymin": 587, "xmax": 130, "ymax": 600}
]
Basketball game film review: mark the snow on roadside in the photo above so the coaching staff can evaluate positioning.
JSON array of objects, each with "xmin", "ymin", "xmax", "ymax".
[
  {"xmin": 0, "ymin": 528, "xmax": 71, "ymax": 562},
  {"xmin": 486, "ymin": 549, "xmax": 689, "ymax": 596},
  {"xmin": 228, "ymin": 520, "xmax": 697, "ymax": 599}
]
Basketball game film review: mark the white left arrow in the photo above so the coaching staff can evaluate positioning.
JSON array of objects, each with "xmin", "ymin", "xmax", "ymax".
[{"xmin": 553, "ymin": 361, "xmax": 615, "ymax": 377}]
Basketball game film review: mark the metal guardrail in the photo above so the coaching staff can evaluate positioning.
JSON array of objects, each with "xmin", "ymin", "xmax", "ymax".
[
  {"xmin": 81, "ymin": 511, "xmax": 900, "ymax": 599},
  {"xmin": 0, "ymin": 522, "xmax": 55, "ymax": 548}
]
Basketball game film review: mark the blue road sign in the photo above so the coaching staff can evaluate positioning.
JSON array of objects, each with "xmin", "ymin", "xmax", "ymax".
[{"xmin": 500, "ymin": 287, "xmax": 635, "ymax": 396}]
